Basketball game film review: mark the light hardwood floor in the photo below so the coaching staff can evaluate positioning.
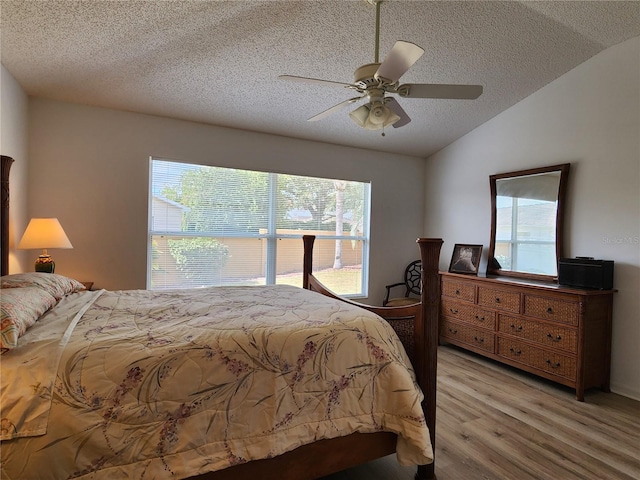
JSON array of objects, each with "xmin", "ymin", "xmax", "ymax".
[{"xmin": 322, "ymin": 345, "xmax": 640, "ymax": 480}]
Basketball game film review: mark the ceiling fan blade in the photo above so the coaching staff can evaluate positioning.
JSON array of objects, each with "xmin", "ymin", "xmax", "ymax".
[
  {"xmin": 384, "ymin": 97, "xmax": 411, "ymax": 128},
  {"xmin": 278, "ymin": 75, "xmax": 354, "ymax": 89},
  {"xmin": 399, "ymin": 83, "xmax": 483, "ymax": 99},
  {"xmin": 308, "ymin": 96, "xmax": 364, "ymax": 122},
  {"xmin": 374, "ymin": 41, "xmax": 425, "ymax": 84}
]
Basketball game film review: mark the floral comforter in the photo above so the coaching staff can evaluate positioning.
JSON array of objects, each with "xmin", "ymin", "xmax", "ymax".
[{"xmin": 0, "ymin": 285, "xmax": 432, "ymax": 479}]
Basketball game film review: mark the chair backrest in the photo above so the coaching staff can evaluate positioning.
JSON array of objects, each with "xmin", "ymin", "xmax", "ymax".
[{"xmin": 405, "ymin": 260, "xmax": 422, "ymax": 296}]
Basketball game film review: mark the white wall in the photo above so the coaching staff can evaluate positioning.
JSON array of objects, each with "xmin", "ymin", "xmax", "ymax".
[
  {"xmin": 424, "ymin": 37, "xmax": 640, "ymax": 400},
  {"xmin": 0, "ymin": 65, "xmax": 29, "ymax": 272},
  {"xmin": 26, "ymin": 98, "xmax": 426, "ymax": 302}
]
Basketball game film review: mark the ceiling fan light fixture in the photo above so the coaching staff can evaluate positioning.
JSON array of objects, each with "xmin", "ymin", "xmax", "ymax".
[
  {"xmin": 349, "ymin": 104, "xmax": 371, "ymax": 127},
  {"xmin": 349, "ymin": 102, "xmax": 400, "ymax": 130}
]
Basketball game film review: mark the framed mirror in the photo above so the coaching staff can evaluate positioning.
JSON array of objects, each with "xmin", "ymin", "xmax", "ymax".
[{"xmin": 488, "ymin": 163, "xmax": 570, "ymax": 281}]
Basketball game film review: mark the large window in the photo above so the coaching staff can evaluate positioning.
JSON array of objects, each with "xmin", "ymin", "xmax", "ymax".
[{"xmin": 148, "ymin": 159, "xmax": 371, "ymax": 296}]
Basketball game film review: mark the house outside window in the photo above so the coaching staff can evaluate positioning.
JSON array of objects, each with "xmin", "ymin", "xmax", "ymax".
[{"xmin": 148, "ymin": 158, "xmax": 371, "ymax": 297}]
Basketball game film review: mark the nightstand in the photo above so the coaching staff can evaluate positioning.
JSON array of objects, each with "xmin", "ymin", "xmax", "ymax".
[{"xmin": 82, "ymin": 282, "xmax": 94, "ymax": 291}]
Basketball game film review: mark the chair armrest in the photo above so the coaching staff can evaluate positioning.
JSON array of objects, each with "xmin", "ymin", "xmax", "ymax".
[{"xmin": 384, "ymin": 282, "xmax": 407, "ymax": 306}]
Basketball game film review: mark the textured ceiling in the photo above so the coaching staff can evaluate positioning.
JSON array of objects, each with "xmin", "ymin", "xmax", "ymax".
[{"xmin": 2, "ymin": 1, "xmax": 640, "ymax": 158}]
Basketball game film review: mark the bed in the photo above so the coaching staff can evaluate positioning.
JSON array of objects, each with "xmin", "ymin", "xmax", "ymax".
[{"xmin": 0, "ymin": 155, "xmax": 443, "ymax": 480}]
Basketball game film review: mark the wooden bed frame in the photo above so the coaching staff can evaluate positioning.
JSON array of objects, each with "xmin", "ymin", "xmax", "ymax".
[{"xmin": 0, "ymin": 156, "xmax": 442, "ymax": 480}]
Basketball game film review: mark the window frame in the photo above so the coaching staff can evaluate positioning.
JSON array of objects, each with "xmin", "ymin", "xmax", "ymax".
[{"xmin": 147, "ymin": 158, "xmax": 371, "ymax": 297}]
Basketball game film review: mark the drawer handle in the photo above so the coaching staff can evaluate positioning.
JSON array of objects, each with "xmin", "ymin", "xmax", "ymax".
[
  {"xmin": 546, "ymin": 307, "xmax": 554, "ymax": 314},
  {"xmin": 448, "ymin": 328, "xmax": 458, "ymax": 334},
  {"xmin": 449, "ymin": 308, "xmax": 459, "ymax": 314},
  {"xmin": 475, "ymin": 314, "xmax": 485, "ymax": 321},
  {"xmin": 509, "ymin": 347, "xmax": 522, "ymax": 356},
  {"xmin": 546, "ymin": 359, "xmax": 561, "ymax": 368},
  {"xmin": 473, "ymin": 336, "xmax": 484, "ymax": 343},
  {"xmin": 510, "ymin": 324, "xmax": 523, "ymax": 332},
  {"xmin": 546, "ymin": 333, "xmax": 562, "ymax": 342}
]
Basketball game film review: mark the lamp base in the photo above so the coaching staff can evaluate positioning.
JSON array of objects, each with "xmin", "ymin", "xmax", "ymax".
[{"xmin": 35, "ymin": 255, "xmax": 55, "ymax": 274}]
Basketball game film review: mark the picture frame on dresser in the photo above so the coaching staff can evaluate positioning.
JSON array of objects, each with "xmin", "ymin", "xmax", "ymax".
[{"xmin": 448, "ymin": 244, "xmax": 482, "ymax": 275}]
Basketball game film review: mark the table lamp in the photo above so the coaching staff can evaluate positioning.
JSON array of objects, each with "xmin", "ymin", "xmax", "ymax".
[{"xmin": 18, "ymin": 218, "xmax": 73, "ymax": 273}]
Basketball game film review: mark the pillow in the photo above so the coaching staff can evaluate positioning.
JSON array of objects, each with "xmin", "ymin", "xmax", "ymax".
[
  {"xmin": 0, "ymin": 273, "xmax": 86, "ymax": 300},
  {"xmin": 1, "ymin": 287, "xmax": 58, "ymax": 352}
]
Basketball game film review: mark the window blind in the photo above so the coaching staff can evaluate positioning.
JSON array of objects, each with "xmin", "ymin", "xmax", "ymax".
[{"xmin": 149, "ymin": 159, "xmax": 370, "ymax": 296}]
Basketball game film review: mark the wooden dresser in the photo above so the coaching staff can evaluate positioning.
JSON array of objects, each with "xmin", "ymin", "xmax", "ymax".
[{"xmin": 439, "ymin": 272, "xmax": 614, "ymax": 401}]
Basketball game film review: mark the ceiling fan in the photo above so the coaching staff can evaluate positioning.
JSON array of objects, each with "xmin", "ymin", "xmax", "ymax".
[{"xmin": 279, "ymin": 0, "xmax": 483, "ymax": 132}]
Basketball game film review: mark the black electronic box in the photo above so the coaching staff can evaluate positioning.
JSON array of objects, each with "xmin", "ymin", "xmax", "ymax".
[{"xmin": 558, "ymin": 257, "xmax": 614, "ymax": 290}]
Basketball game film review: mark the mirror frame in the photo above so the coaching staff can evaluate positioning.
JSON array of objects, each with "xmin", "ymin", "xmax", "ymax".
[{"xmin": 488, "ymin": 163, "xmax": 570, "ymax": 282}]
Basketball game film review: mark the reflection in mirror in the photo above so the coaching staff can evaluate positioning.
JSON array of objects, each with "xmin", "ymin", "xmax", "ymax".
[{"xmin": 489, "ymin": 164, "xmax": 570, "ymax": 281}]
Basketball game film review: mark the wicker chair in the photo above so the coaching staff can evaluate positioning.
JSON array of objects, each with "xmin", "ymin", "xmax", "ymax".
[{"xmin": 383, "ymin": 260, "xmax": 422, "ymax": 307}]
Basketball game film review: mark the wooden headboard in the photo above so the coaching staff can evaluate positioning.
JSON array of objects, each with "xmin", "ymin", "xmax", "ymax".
[{"xmin": 1, "ymin": 155, "xmax": 14, "ymax": 276}]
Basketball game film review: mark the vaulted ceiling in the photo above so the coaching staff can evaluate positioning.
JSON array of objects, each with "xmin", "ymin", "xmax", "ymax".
[{"xmin": 2, "ymin": 1, "xmax": 639, "ymax": 158}]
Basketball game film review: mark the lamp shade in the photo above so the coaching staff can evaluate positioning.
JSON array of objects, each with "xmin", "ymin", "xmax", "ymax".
[
  {"xmin": 18, "ymin": 218, "xmax": 73, "ymax": 250},
  {"xmin": 349, "ymin": 102, "xmax": 400, "ymax": 131}
]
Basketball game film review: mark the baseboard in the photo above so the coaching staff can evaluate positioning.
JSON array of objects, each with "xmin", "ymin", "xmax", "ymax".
[{"xmin": 610, "ymin": 383, "xmax": 640, "ymax": 402}]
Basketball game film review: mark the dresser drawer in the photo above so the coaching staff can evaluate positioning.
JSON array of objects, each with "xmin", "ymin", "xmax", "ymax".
[
  {"xmin": 524, "ymin": 295, "xmax": 579, "ymax": 326},
  {"xmin": 477, "ymin": 287, "xmax": 521, "ymax": 313},
  {"xmin": 441, "ymin": 299, "xmax": 495, "ymax": 329},
  {"xmin": 441, "ymin": 279, "xmax": 475, "ymax": 303},
  {"xmin": 498, "ymin": 315, "xmax": 577, "ymax": 353},
  {"xmin": 441, "ymin": 319, "xmax": 494, "ymax": 353},
  {"xmin": 498, "ymin": 338, "xmax": 576, "ymax": 380}
]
